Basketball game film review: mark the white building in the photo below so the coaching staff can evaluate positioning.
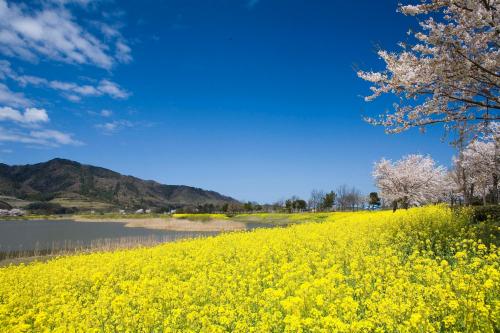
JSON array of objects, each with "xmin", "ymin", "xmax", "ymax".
[{"xmin": 0, "ymin": 209, "xmax": 25, "ymax": 216}]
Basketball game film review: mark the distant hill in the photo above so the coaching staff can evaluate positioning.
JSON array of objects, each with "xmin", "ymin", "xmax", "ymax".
[{"xmin": 0, "ymin": 158, "xmax": 238, "ymax": 210}]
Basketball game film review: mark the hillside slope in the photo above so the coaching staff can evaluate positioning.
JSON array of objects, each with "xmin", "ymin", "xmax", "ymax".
[{"xmin": 0, "ymin": 158, "xmax": 238, "ymax": 209}]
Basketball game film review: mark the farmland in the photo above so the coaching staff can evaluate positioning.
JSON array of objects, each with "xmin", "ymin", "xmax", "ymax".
[{"xmin": 0, "ymin": 206, "xmax": 498, "ymax": 332}]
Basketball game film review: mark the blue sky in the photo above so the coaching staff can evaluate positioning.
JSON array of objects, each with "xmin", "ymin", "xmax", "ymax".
[{"xmin": 0, "ymin": 0, "xmax": 455, "ymax": 203}]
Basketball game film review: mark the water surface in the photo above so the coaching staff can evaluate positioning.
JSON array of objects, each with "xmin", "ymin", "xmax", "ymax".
[
  {"xmin": 0, "ymin": 218, "xmax": 284, "ymax": 256},
  {"xmin": 0, "ymin": 219, "xmax": 219, "ymax": 254}
]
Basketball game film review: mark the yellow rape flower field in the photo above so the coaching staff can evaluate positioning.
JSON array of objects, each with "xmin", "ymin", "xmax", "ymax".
[{"xmin": 0, "ymin": 206, "xmax": 499, "ymax": 332}]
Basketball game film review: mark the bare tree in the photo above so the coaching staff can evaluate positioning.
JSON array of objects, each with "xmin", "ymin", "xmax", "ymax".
[
  {"xmin": 336, "ymin": 185, "xmax": 362, "ymax": 211},
  {"xmin": 272, "ymin": 199, "xmax": 285, "ymax": 212},
  {"xmin": 345, "ymin": 187, "xmax": 363, "ymax": 211},
  {"xmin": 308, "ymin": 189, "xmax": 325, "ymax": 211},
  {"xmin": 336, "ymin": 185, "xmax": 350, "ymax": 211}
]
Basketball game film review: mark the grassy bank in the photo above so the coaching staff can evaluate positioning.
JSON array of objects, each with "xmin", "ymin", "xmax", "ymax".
[
  {"xmin": 172, "ymin": 213, "xmax": 229, "ymax": 221},
  {"xmin": 0, "ymin": 214, "xmax": 64, "ymax": 221},
  {"xmin": 171, "ymin": 212, "xmax": 338, "ymax": 225},
  {"xmin": 0, "ymin": 206, "xmax": 498, "ymax": 332},
  {"xmin": 0, "ymin": 233, "xmax": 218, "ymax": 267}
]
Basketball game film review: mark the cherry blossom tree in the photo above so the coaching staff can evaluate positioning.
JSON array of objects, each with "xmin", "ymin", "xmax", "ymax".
[
  {"xmin": 445, "ymin": 165, "xmax": 467, "ymax": 205},
  {"xmin": 450, "ymin": 157, "xmax": 473, "ymax": 205},
  {"xmin": 453, "ymin": 123, "xmax": 500, "ymax": 204},
  {"xmin": 358, "ymin": 0, "xmax": 499, "ymax": 142},
  {"xmin": 373, "ymin": 154, "xmax": 448, "ymax": 210}
]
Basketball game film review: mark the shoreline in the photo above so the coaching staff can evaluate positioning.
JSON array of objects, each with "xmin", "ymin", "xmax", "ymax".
[
  {"xmin": 59, "ymin": 217, "xmax": 246, "ymax": 232},
  {"xmin": 0, "ymin": 217, "xmax": 245, "ymax": 266}
]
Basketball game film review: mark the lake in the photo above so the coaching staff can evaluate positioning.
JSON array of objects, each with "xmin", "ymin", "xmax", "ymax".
[
  {"xmin": 0, "ymin": 219, "xmax": 283, "ymax": 262},
  {"xmin": 0, "ymin": 219, "xmax": 225, "ymax": 258}
]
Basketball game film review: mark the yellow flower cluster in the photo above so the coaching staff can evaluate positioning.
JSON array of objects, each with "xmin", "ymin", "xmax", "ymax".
[
  {"xmin": 0, "ymin": 206, "xmax": 498, "ymax": 332},
  {"xmin": 172, "ymin": 213, "xmax": 229, "ymax": 220},
  {"xmin": 235, "ymin": 212, "xmax": 337, "ymax": 224}
]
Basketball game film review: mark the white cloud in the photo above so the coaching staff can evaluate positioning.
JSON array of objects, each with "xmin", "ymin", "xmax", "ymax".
[
  {"xmin": 0, "ymin": 61, "xmax": 130, "ymax": 100},
  {"xmin": 95, "ymin": 119, "xmax": 154, "ymax": 135},
  {"xmin": 47, "ymin": 78, "xmax": 130, "ymax": 99},
  {"xmin": 0, "ymin": 107, "xmax": 81, "ymax": 147},
  {"xmin": 0, "ymin": 0, "xmax": 132, "ymax": 69},
  {"xmin": 0, "ymin": 1, "xmax": 129, "ymax": 149},
  {"xmin": 95, "ymin": 119, "xmax": 133, "ymax": 133},
  {"xmin": 0, "ymin": 128, "xmax": 41, "ymax": 145},
  {"xmin": 65, "ymin": 94, "xmax": 81, "ymax": 102},
  {"xmin": 49, "ymin": 80, "xmax": 100, "ymax": 96},
  {"xmin": 30, "ymin": 129, "xmax": 82, "ymax": 146},
  {"xmin": 97, "ymin": 22, "xmax": 121, "ymax": 38},
  {"xmin": 24, "ymin": 107, "xmax": 49, "ymax": 123},
  {"xmin": 100, "ymin": 109, "xmax": 112, "ymax": 117},
  {"xmin": 115, "ymin": 40, "xmax": 132, "ymax": 63},
  {"xmin": 49, "ymin": 0, "xmax": 94, "ymax": 7},
  {"xmin": 97, "ymin": 79, "xmax": 130, "ymax": 99},
  {"xmin": 0, "ymin": 83, "xmax": 30, "ymax": 107},
  {"xmin": 0, "ymin": 61, "xmax": 47, "ymax": 87},
  {"xmin": 16, "ymin": 74, "xmax": 47, "ymax": 87},
  {"xmin": 0, "ymin": 106, "xmax": 49, "ymax": 124},
  {"xmin": 0, "ymin": 59, "xmax": 14, "ymax": 80},
  {"xmin": 0, "ymin": 126, "xmax": 81, "ymax": 146}
]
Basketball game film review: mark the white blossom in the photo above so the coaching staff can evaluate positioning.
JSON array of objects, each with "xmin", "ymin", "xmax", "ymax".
[
  {"xmin": 454, "ymin": 124, "xmax": 500, "ymax": 203},
  {"xmin": 358, "ymin": 0, "xmax": 499, "ymax": 141},
  {"xmin": 373, "ymin": 154, "xmax": 448, "ymax": 208}
]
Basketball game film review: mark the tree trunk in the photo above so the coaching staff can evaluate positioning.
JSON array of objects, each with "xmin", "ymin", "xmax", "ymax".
[
  {"xmin": 494, "ymin": 126, "xmax": 500, "ymax": 205},
  {"xmin": 493, "ymin": 173, "xmax": 499, "ymax": 205},
  {"xmin": 457, "ymin": 128, "xmax": 469, "ymax": 205},
  {"xmin": 402, "ymin": 197, "xmax": 409, "ymax": 209},
  {"xmin": 462, "ymin": 167, "xmax": 469, "ymax": 204}
]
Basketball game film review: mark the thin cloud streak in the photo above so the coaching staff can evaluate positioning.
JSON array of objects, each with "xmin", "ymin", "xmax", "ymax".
[
  {"xmin": 0, "ymin": 126, "xmax": 83, "ymax": 147},
  {"xmin": 0, "ymin": 60, "xmax": 130, "ymax": 101},
  {"xmin": 0, "ymin": 83, "xmax": 30, "ymax": 107}
]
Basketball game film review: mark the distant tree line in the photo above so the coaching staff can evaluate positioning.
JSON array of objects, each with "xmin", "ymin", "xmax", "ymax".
[
  {"xmin": 21, "ymin": 191, "xmax": 383, "ymax": 215},
  {"xmin": 25, "ymin": 202, "xmax": 79, "ymax": 215},
  {"xmin": 266, "ymin": 186, "xmax": 379, "ymax": 213}
]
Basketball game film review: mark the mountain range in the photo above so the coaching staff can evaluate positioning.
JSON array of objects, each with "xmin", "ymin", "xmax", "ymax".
[{"xmin": 0, "ymin": 158, "xmax": 238, "ymax": 210}]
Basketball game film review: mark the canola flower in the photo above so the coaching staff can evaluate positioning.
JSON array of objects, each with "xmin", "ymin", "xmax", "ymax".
[
  {"xmin": 172, "ymin": 213, "xmax": 229, "ymax": 221},
  {"xmin": 234, "ymin": 212, "xmax": 336, "ymax": 224},
  {"xmin": 0, "ymin": 206, "xmax": 498, "ymax": 332}
]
